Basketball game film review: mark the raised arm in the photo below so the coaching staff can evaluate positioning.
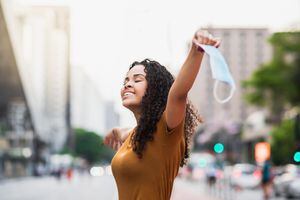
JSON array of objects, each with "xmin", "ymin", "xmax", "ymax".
[{"xmin": 165, "ymin": 30, "xmax": 220, "ymax": 130}]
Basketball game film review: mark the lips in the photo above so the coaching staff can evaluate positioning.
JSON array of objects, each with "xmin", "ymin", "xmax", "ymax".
[{"xmin": 122, "ymin": 91, "xmax": 135, "ymax": 99}]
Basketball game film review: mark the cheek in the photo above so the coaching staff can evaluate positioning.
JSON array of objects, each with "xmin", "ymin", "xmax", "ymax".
[
  {"xmin": 140, "ymin": 84, "xmax": 148, "ymax": 96},
  {"xmin": 120, "ymin": 87, "xmax": 124, "ymax": 97}
]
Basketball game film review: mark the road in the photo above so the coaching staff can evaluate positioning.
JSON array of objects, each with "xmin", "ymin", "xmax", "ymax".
[{"xmin": 0, "ymin": 174, "xmax": 288, "ymax": 200}]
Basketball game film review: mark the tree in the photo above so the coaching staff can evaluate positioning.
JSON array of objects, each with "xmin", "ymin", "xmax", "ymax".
[
  {"xmin": 74, "ymin": 128, "xmax": 114, "ymax": 164},
  {"xmin": 271, "ymin": 120, "xmax": 295, "ymax": 165},
  {"xmin": 243, "ymin": 32, "xmax": 300, "ymax": 124},
  {"xmin": 243, "ymin": 32, "xmax": 300, "ymax": 165}
]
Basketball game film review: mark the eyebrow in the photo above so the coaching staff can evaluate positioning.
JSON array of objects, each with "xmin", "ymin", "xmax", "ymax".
[{"xmin": 124, "ymin": 74, "xmax": 146, "ymax": 81}]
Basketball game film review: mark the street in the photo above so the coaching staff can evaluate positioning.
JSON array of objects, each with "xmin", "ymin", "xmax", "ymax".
[{"xmin": 0, "ymin": 174, "xmax": 288, "ymax": 200}]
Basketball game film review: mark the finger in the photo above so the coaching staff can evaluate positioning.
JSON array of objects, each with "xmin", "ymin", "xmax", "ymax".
[
  {"xmin": 196, "ymin": 29, "xmax": 204, "ymax": 38},
  {"xmin": 196, "ymin": 30, "xmax": 206, "ymax": 42},
  {"xmin": 204, "ymin": 31, "xmax": 211, "ymax": 44},
  {"xmin": 213, "ymin": 37, "xmax": 221, "ymax": 47},
  {"xmin": 117, "ymin": 142, "xmax": 122, "ymax": 150},
  {"xmin": 113, "ymin": 142, "xmax": 118, "ymax": 151},
  {"xmin": 112, "ymin": 129, "xmax": 117, "ymax": 138},
  {"xmin": 192, "ymin": 38, "xmax": 199, "ymax": 45},
  {"xmin": 214, "ymin": 40, "xmax": 221, "ymax": 48},
  {"xmin": 201, "ymin": 31, "xmax": 209, "ymax": 44},
  {"xmin": 115, "ymin": 141, "xmax": 120, "ymax": 151},
  {"xmin": 112, "ymin": 128, "xmax": 121, "ymax": 141},
  {"xmin": 111, "ymin": 141, "xmax": 115, "ymax": 150},
  {"xmin": 207, "ymin": 33, "xmax": 217, "ymax": 45},
  {"xmin": 196, "ymin": 35, "xmax": 203, "ymax": 44},
  {"xmin": 208, "ymin": 38, "xmax": 215, "ymax": 46},
  {"xmin": 109, "ymin": 139, "xmax": 114, "ymax": 148}
]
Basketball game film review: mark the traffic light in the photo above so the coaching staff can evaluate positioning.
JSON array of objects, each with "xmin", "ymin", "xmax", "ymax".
[
  {"xmin": 294, "ymin": 152, "xmax": 300, "ymax": 163},
  {"xmin": 213, "ymin": 143, "xmax": 224, "ymax": 154}
]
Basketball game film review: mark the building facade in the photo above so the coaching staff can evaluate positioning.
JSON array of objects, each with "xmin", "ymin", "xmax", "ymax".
[
  {"xmin": 71, "ymin": 66, "xmax": 120, "ymax": 136},
  {"xmin": 5, "ymin": 3, "xmax": 71, "ymax": 151},
  {"xmin": 189, "ymin": 27, "xmax": 272, "ymax": 162},
  {"xmin": 190, "ymin": 27, "xmax": 272, "ymax": 124},
  {"xmin": 0, "ymin": 0, "xmax": 70, "ymax": 178}
]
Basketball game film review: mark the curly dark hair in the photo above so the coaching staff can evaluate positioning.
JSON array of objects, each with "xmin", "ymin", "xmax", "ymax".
[{"xmin": 129, "ymin": 59, "xmax": 202, "ymax": 166}]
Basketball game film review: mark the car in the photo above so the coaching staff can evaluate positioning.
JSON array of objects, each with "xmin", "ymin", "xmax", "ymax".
[
  {"xmin": 273, "ymin": 171, "xmax": 295, "ymax": 197},
  {"xmin": 286, "ymin": 177, "xmax": 300, "ymax": 199},
  {"xmin": 230, "ymin": 163, "xmax": 261, "ymax": 189},
  {"xmin": 188, "ymin": 152, "xmax": 217, "ymax": 180},
  {"xmin": 274, "ymin": 164, "xmax": 300, "ymax": 197}
]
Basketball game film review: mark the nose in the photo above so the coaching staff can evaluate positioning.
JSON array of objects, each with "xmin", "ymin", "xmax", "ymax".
[{"xmin": 124, "ymin": 81, "xmax": 133, "ymax": 89}]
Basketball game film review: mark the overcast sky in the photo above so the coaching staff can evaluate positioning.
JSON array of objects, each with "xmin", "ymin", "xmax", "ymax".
[{"xmin": 69, "ymin": 0, "xmax": 300, "ymax": 127}]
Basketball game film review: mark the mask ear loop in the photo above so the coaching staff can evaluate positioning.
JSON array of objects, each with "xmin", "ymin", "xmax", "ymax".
[{"xmin": 213, "ymin": 80, "xmax": 236, "ymax": 104}]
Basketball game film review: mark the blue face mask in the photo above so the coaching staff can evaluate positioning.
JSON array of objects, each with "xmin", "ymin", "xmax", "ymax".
[{"xmin": 194, "ymin": 42, "xmax": 236, "ymax": 103}]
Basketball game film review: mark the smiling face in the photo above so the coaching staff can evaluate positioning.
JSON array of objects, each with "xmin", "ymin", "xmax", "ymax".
[{"xmin": 120, "ymin": 64, "xmax": 148, "ymax": 111}]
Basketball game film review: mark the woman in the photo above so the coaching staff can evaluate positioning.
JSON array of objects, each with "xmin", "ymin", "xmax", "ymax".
[{"xmin": 104, "ymin": 29, "xmax": 220, "ymax": 200}]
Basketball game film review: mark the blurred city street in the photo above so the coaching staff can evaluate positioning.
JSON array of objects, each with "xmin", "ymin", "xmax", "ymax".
[
  {"xmin": 0, "ymin": 173, "xmax": 288, "ymax": 200},
  {"xmin": 0, "ymin": 0, "xmax": 300, "ymax": 200},
  {"xmin": 0, "ymin": 174, "xmax": 117, "ymax": 200}
]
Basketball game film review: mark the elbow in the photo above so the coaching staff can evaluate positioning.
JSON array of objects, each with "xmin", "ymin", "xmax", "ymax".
[
  {"xmin": 168, "ymin": 84, "xmax": 190, "ymax": 102},
  {"xmin": 169, "ymin": 92, "xmax": 188, "ymax": 102},
  {"xmin": 177, "ymin": 93, "xmax": 188, "ymax": 101}
]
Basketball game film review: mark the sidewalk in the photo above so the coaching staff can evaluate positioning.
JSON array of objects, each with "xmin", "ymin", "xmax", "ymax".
[{"xmin": 171, "ymin": 178, "xmax": 219, "ymax": 200}]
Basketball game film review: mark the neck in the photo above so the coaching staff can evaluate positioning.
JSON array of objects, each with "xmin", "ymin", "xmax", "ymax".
[
  {"xmin": 133, "ymin": 111, "xmax": 141, "ymax": 124},
  {"xmin": 131, "ymin": 107, "xmax": 141, "ymax": 124}
]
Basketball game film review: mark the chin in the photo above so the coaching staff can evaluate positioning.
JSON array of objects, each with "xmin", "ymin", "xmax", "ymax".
[{"xmin": 122, "ymin": 99, "xmax": 140, "ymax": 110}]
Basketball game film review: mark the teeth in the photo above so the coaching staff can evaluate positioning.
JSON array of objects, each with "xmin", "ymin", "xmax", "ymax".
[{"xmin": 124, "ymin": 92, "xmax": 134, "ymax": 96}]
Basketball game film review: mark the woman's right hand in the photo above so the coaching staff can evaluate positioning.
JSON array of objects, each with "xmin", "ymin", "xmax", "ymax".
[{"xmin": 104, "ymin": 127, "xmax": 131, "ymax": 151}]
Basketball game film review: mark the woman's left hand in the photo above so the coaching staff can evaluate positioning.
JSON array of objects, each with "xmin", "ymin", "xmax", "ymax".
[{"xmin": 192, "ymin": 29, "xmax": 221, "ymax": 51}]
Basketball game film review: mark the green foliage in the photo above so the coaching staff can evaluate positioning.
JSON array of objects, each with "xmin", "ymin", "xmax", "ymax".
[
  {"xmin": 243, "ymin": 32, "xmax": 300, "ymax": 124},
  {"xmin": 271, "ymin": 120, "xmax": 295, "ymax": 165},
  {"xmin": 243, "ymin": 32, "xmax": 300, "ymax": 165},
  {"xmin": 74, "ymin": 128, "xmax": 114, "ymax": 164},
  {"xmin": 59, "ymin": 146, "xmax": 74, "ymax": 155}
]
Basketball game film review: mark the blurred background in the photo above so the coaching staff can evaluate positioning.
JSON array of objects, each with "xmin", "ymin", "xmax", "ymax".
[{"xmin": 0, "ymin": 0, "xmax": 299, "ymax": 199}]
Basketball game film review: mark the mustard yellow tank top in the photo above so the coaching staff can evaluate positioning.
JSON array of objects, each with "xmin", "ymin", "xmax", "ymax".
[{"xmin": 111, "ymin": 111, "xmax": 185, "ymax": 200}]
